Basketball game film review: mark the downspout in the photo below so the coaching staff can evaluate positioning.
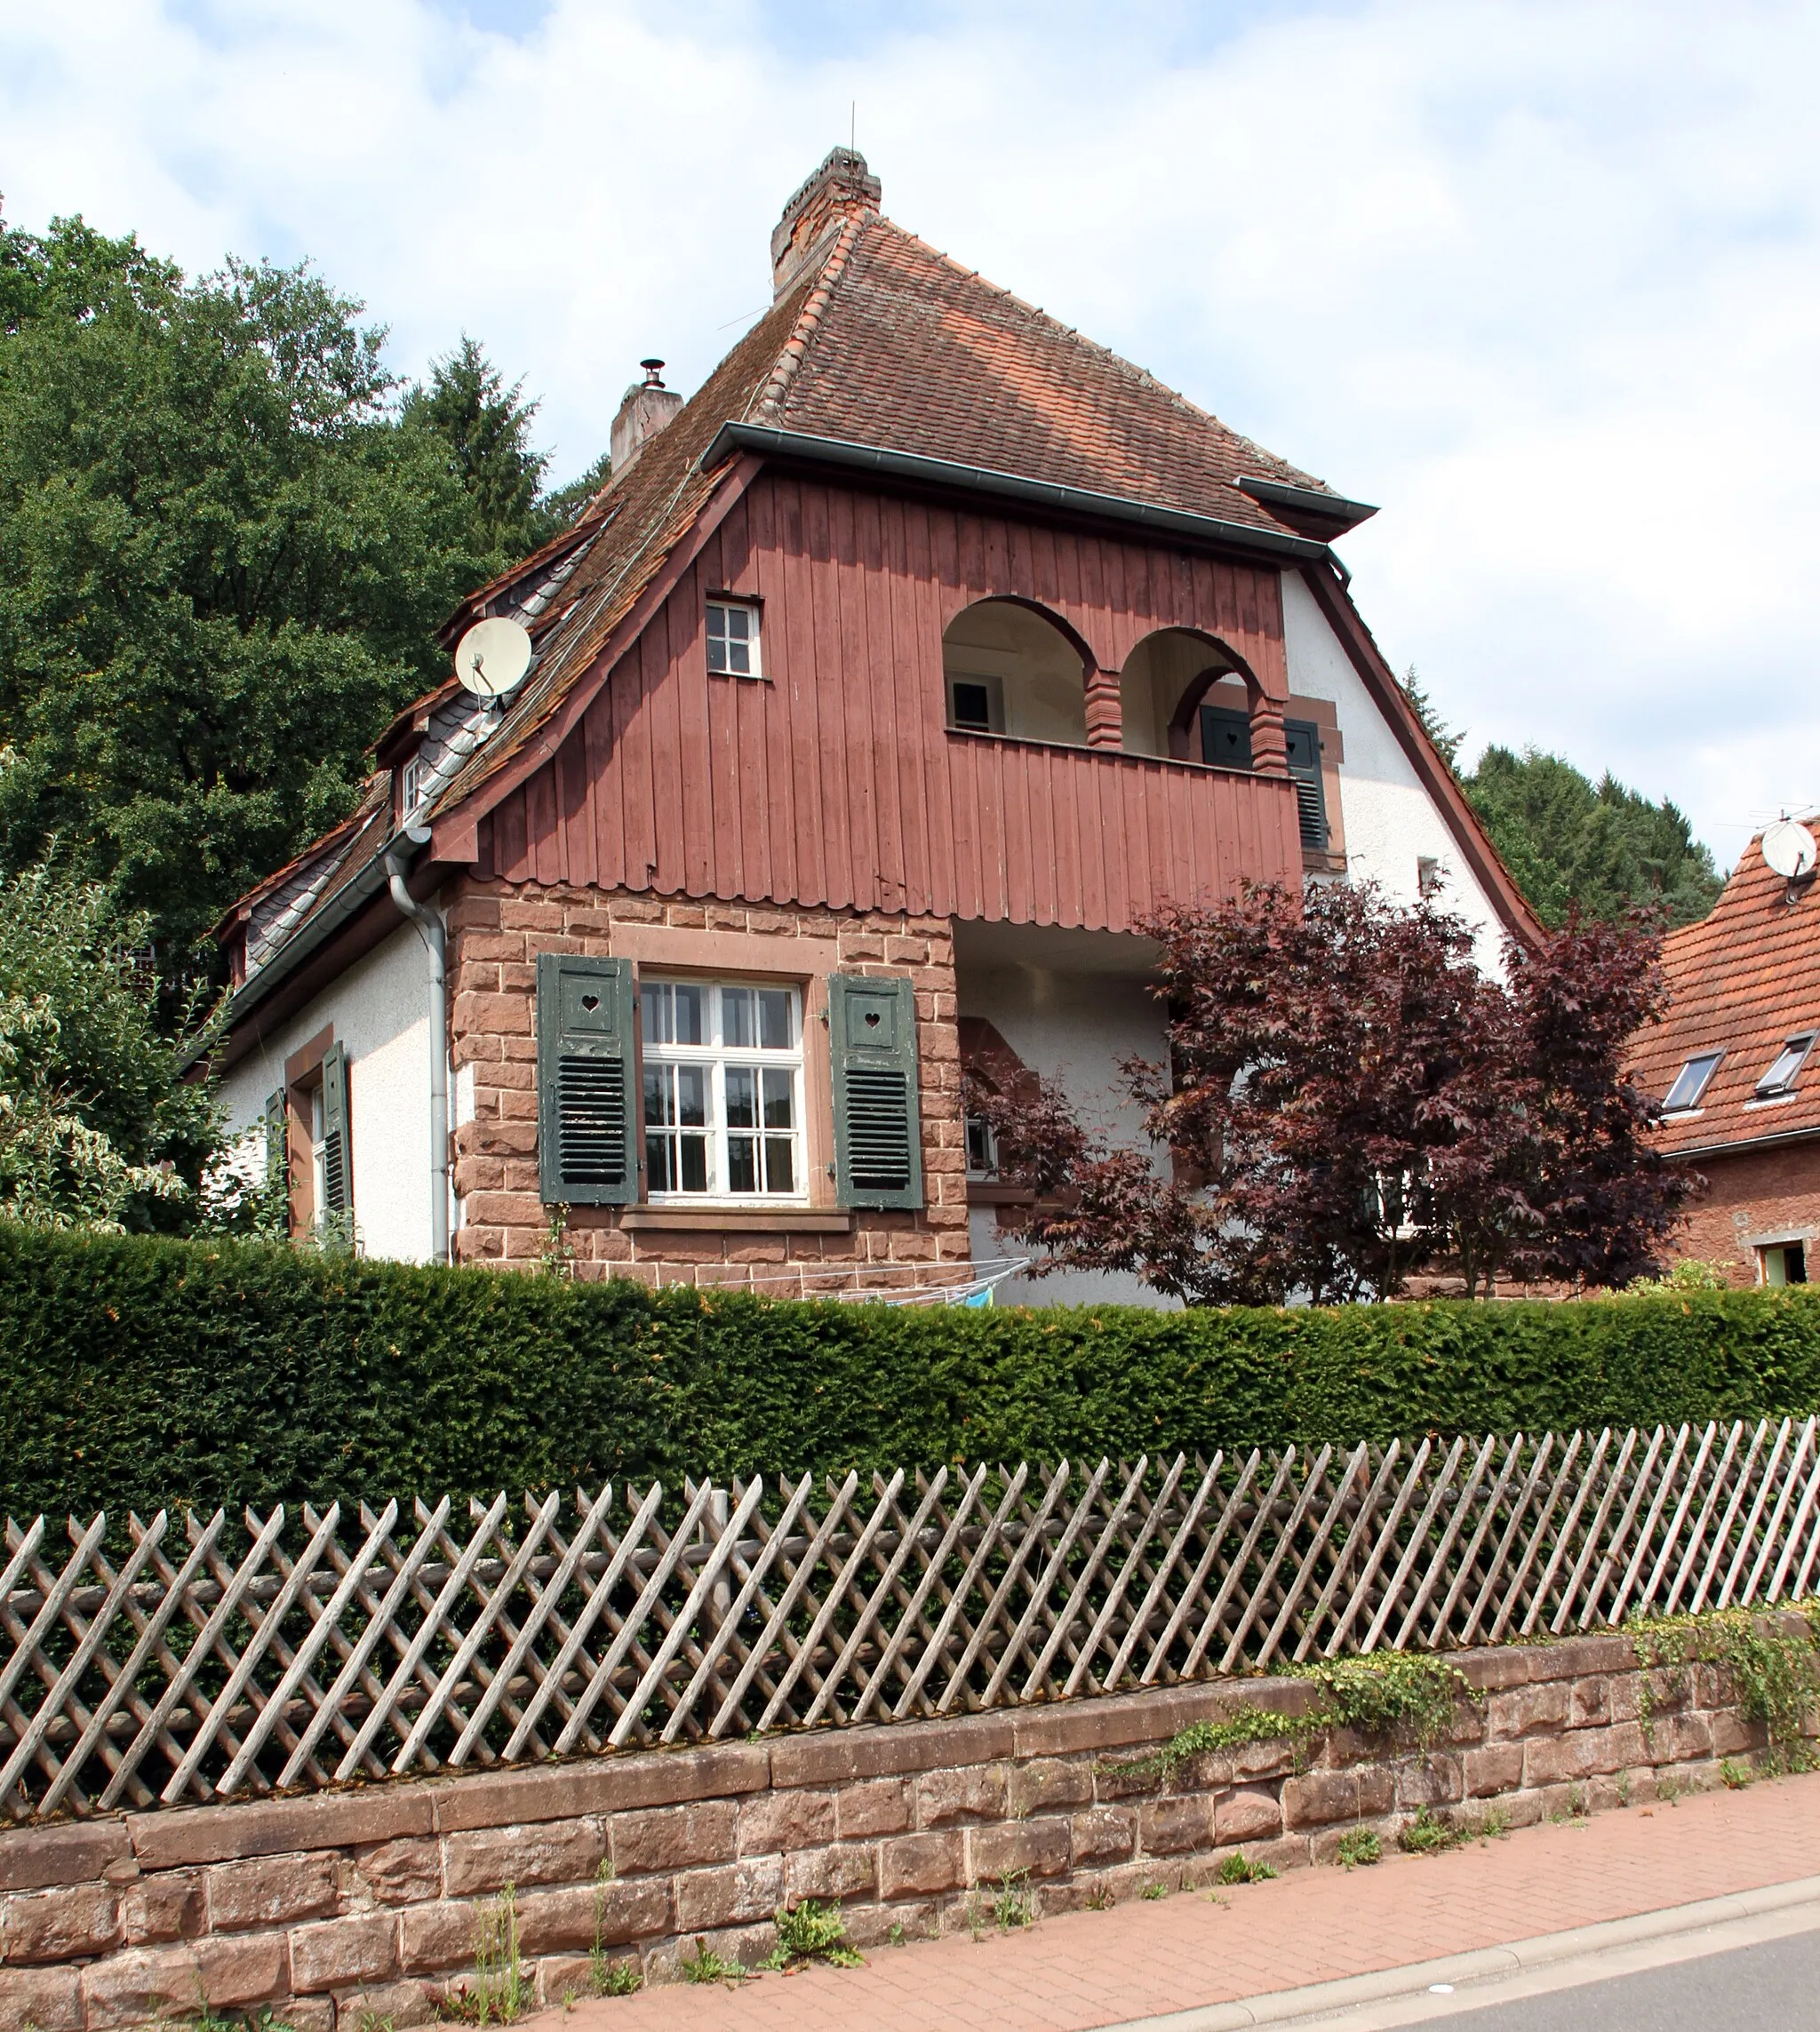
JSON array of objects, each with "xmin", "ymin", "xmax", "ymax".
[{"xmin": 384, "ymin": 826, "xmax": 450, "ymax": 1264}]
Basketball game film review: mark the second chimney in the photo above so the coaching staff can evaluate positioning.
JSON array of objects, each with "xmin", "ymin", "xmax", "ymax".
[{"xmin": 610, "ymin": 359, "xmax": 683, "ymax": 477}]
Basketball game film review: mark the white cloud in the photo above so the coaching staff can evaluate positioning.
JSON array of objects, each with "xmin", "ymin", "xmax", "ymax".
[{"xmin": 2, "ymin": 0, "xmax": 1816, "ymax": 859}]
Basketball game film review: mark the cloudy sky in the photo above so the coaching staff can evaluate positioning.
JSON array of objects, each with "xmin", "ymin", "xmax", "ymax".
[{"xmin": 3, "ymin": 0, "xmax": 1816, "ymax": 864}]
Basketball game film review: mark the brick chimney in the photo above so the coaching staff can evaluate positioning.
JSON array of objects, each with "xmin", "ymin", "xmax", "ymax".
[
  {"xmin": 771, "ymin": 148, "xmax": 881, "ymax": 298},
  {"xmin": 610, "ymin": 359, "xmax": 683, "ymax": 476}
]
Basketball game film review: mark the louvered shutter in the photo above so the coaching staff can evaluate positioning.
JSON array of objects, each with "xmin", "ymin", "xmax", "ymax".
[
  {"xmin": 1285, "ymin": 719, "xmax": 1330, "ymax": 853},
  {"xmin": 537, "ymin": 953, "xmax": 637, "ymax": 1205},
  {"xmin": 1199, "ymin": 704, "xmax": 1253, "ymax": 769},
  {"xmin": 319, "ymin": 1043, "xmax": 352, "ymax": 1245},
  {"xmin": 262, "ymin": 1089, "xmax": 289, "ymax": 1234},
  {"xmin": 829, "ymin": 974, "xmax": 923, "ymax": 1210}
]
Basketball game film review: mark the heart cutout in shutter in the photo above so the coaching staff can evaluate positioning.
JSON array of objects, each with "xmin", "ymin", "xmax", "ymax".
[
  {"xmin": 581, "ymin": 994, "xmax": 600, "ymax": 1012},
  {"xmin": 865, "ymin": 1011, "xmax": 882, "ymax": 1028}
]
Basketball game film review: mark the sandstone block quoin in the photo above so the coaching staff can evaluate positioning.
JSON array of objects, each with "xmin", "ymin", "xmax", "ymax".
[{"xmin": 3, "ymin": 1641, "xmax": 1779, "ymax": 2015}]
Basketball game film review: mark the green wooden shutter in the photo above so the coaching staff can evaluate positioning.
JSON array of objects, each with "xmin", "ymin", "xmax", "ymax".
[
  {"xmin": 319, "ymin": 1043, "xmax": 352, "ymax": 1244},
  {"xmin": 537, "ymin": 953, "xmax": 637, "ymax": 1205},
  {"xmin": 1199, "ymin": 704, "xmax": 1253, "ymax": 769},
  {"xmin": 829, "ymin": 974, "xmax": 923, "ymax": 1210},
  {"xmin": 261, "ymin": 1089, "xmax": 289, "ymax": 1234},
  {"xmin": 1285, "ymin": 719, "xmax": 1329, "ymax": 852}
]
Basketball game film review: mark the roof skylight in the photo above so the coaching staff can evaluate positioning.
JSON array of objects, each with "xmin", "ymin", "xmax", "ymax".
[
  {"xmin": 1755, "ymin": 1034, "xmax": 1815, "ymax": 1099},
  {"xmin": 1663, "ymin": 1052, "xmax": 1722, "ymax": 1113}
]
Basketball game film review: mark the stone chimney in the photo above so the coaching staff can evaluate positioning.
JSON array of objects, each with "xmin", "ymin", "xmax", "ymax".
[
  {"xmin": 610, "ymin": 359, "xmax": 683, "ymax": 476},
  {"xmin": 770, "ymin": 148, "xmax": 881, "ymax": 298}
]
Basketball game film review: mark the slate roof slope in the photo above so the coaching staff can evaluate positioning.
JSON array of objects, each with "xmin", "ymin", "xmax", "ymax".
[{"xmin": 1628, "ymin": 834, "xmax": 1820, "ymax": 1157}]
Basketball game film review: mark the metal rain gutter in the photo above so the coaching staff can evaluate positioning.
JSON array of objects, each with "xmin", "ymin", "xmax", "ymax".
[{"xmin": 701, "ymin": 423, "xmax": 1337, "ymax": 565}]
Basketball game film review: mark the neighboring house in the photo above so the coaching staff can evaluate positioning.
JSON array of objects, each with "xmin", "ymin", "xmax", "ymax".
[
  {"xmin": 211, "ymin": 148, "xmax": 1537, "ymax": 1298},
  {"xmin": 1629, "ymin": 826, "xmax": 1820, "ymax": 1287}
]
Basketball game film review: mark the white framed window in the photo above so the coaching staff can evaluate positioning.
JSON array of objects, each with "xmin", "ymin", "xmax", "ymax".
[
  {"xmin": 1756, "ymin": 1033, "xmax": 1815, "ymax": 1099},
  {"xmin": 706, "ymin": 599, "xmax": 762, "ymax": 679},
  {"xmin": 965, "ymin": 1114, "xmax": 998, "ymax": 1179},
  {"xmin": 640, "ymin": 978, "xmax": 804, "ymax": 1199},
  {"xmin": 946, "ymin": 673, "xmax": 1003, "ymax": 734},
  {"xmin": 1663, "ymin": 1051, "xmax": 1721, "ymax": 1113},
  {"xmin": 401, "ymin": 750, "xmax": 430, "ymax": 817}
]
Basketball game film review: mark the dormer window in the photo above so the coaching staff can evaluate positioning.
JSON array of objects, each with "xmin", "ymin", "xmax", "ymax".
[
  {"xmin": 706, "ymin": 599, "xmax": 762, "ymax": 678},
  {"xmin": 401, "ymin": 752, "xmax": 427, "ymax": 818},
  {"xmin": 1663, "ymin": 1051, "xmax": 1722, "ymax": 1113},
  {"xmin": 1756, "ymin": 1034, "xmax": 1815, "ymax": 1099}
]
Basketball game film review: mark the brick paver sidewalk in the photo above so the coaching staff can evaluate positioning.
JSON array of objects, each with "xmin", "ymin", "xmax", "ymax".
[{"xmin": 531, "ymin": 1770, "xmax": 1820, "ymax": 2032}]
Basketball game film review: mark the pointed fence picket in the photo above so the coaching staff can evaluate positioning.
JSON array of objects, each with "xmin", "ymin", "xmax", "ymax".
[{"xmin": 4, "ymin": 1417, "xmax": 1819, "ymax": 1824}]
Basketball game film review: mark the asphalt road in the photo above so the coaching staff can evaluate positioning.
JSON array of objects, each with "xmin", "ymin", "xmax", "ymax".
[{"xmin": 1425, "ymin": 1932, "xmax": 1820, "ymax": 2029}]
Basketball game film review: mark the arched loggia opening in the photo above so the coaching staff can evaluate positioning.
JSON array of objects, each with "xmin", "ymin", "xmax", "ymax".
[
  {"xmin": 942, "ymin": 599, "xmax": 1092, "ymax": 747},
  {"xmin": 1118, "ymin": 626, "xmax": 1265, "ymax": 764}
]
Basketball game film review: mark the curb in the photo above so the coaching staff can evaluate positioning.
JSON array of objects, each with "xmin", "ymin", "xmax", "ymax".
[{"xmin": 1092, "ymin": 1874, "xmax": 1820, "ymax": 2030}]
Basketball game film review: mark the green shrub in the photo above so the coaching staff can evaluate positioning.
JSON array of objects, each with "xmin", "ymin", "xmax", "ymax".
[{"xmin": 3, "ymin": 1224, "xmax": 1818, "ymax": 1517}]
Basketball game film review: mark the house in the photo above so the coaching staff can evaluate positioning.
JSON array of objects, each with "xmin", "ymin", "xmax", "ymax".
[
  {"xmin": 1628, "ymin": 824, "xmax": 1820, "ymax": 1287},
  {"xmin": 211, "ymin": 148, "xmax": 1537, "ymax": 1300}
]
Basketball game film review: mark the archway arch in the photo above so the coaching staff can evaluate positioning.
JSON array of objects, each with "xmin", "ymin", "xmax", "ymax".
[
  {"xmin": 942, "ymin": 598, "xmax": 1093, "ymax": 747},
  {"xmin": 1119, "ymin": 626, "xmax": 1265, "ymax": 764}
]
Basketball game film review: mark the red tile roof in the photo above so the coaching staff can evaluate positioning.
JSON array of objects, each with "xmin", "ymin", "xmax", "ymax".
[{"xmin": 1627, "ymin": 833, "xmax": 1820, "ymax": 1157}]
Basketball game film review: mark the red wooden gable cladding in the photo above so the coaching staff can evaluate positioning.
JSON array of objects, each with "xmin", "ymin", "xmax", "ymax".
[{"xmin": 481, "ymin": 472, "xmax": 1304, "ymax": 933}]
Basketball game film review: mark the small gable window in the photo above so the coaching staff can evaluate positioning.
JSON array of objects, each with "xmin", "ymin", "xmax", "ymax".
[
  {"xmin": 400, "ymin": 752, "xmax": 427, "ymax": 817},
  {"xmin": 706, "ymin": 599, "xmax": 762, "ymax": 679},
  {"xmin": 1756, "ymin": 1034, "xmax": 1815, "ymax": 1099},
  {"xmin": 1663, "ymin": 1051, "xmax": 1722, "ymax": 1113}
]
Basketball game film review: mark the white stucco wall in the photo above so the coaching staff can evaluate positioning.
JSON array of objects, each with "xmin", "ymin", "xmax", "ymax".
[
  {"xmin": 216, "ymin": 919, "xmax": 440, "ymax": 1263},
  {"xmin": 959, "ymin": 948, "xmax": 1181, "ymax": 1311},
  {"xmin": 1281, "ymin": 571, "xmax": 1506, "ymax": 974}
]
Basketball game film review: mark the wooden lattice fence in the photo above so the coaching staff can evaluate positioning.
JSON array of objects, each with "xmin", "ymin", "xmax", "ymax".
[{"xmin": 4, "ymin": 1417, "xmax": 1819, "ymax": 1824}]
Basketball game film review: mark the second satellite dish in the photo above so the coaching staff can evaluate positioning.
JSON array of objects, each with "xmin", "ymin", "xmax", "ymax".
[
  {"xmin": 1761, "ymin": 818, "xmax": 1818, "ymax": 881},
  {"xmin": 455, "ymin": 617, "xmax": 533, "ymax": 700}
]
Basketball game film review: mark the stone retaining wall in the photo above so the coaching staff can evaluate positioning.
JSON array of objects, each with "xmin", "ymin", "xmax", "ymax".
[{"xmin": 0, "ymin": 1629, "xmax": 1803, "ymax": 2030}]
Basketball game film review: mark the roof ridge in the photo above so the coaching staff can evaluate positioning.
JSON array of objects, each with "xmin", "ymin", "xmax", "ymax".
[{"xmin": 751, "ymin": 213, "xmax": 866, "ymax": 424}]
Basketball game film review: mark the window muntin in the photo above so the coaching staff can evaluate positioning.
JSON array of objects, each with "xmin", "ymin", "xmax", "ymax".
[
  {"xmin": 1756, "ymin": 1034, "xmax": 1815, "ymax": 1098},
  {"xmin": 401, "ymin": 752, "xmax": 427, "ymax": 817},
  {"xmin": 706, "ymin": 600, "xmax": 761, "ymax": 678},
  {"xmin": 1663, "ymin": 1051, "xmax": 1722, "ymax": 1112},
  {"xmin": 640, "ymin": 978, "xmax": 804, "ymax": 1199}
]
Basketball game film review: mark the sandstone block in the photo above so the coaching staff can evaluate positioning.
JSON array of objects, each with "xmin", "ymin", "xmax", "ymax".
[
  {"xmin": 736, "ymin": 1789, "xmax": 835, "ymax": 1856},
  {"xmin": 399, "ymin": 1901, "xmax": 482, "ymax": 1976},
  {"xmin": 1394, "ymin": 1755, "xmax": 1463, "ymax": 1809},
  {"xmin": 1282, "ymin": 1770, "xmax": 1359, "ymax": 1830},
  {"xmin": 783, "ymin": 1843, "xmax": 877, "ymax": 1902},
  {"xmin": 355, "ymin": 1837, "xmax": 443, "ymax": 1906},
  {"xmin": 879, "ymin": 1832, "xmax": 965, "ymax": 1899},
  {"xmin": 289, "ymin": 1913, "xmax": 398, "ymax": 1992},
  {"xmin": 331, "ymin": 1976, "xmax": 437, "ymax": 2029},
  {"xmin": 1463, "ymin": 1744, "xmax": 1525, "ymax": 1797},
  {"xmin": 0, "ymin": 1822, "xmax": 130, "ymax": 1894},
  {"xmin": 913, "ymin": 1764, "xmax": 1006, "ymax": 1828},
  {"xmin": 82, "ymin": 1945, "xmax": 204, "ymax": 2028},
  {"xmin": 1214, "ymin": 1788, "xmax": 1282, "ymax": 1845},
  {"xmin": 969, "ymin": 1818, "xmax": 1070, "ymax": 1882},
  {"xmin": 611, "ymin": 1801, "xmax": 736, "ymax": 1877},
  {"xmin": 1138, "ymin": 1796, "xmax": 1216, "ymax": 1856},
  {"xmin": 206, "ymin": 1853, "xmax": 339, "ymax": 1932},
  {"xmin": 1707, "ymin": 1711, "xmax": 1756, "ymax": 1757},
  {"xmin": 1070, "ymin": 1807, "xmax": 1136, "ymax": 1866},
  {"xmin": 1487, "ymin": 1683, "xmax": 1569, "ymax": 1741},
  {"xmin": 837, "ymin": 1779, "xmax": 911, "ymax": 1838},
  {"xmin": 770, "ymin": 1715, "xmax": 1016, "ymax": 1789},
  {"xmin": 843, "ymin": 1901, "xmax": 936, "ymax": 1948},
  {"xmin": 1008, "ymin": 1758, "xmax": 1094, "ymax": 1818},
  {"xmin": 515, "ymin": 1879, "xmax": 668, "ymax": 1953},
  {"xmin": 194, "ymin": 1932, "xmax": 290, "ymax": 2008},
  {"xmin": 1, "ymin": 1884, "xmax": 119, "ymax": 1963},
  {"xmin": 132, "ymin": 1789, "xmax": 433, "ymax": 1872},
  {"xmin": 122, "ymin": 1870, "xmax": 204, "ymax": 1945},
  {"xmin": 673, "ymin": 1857, "xmax": 784, "ymax": 1932},
  {"xmin": 0, "ymin": 1965, "xmax": 82, "ymax": 2032},
  {"xmin": 443, "ymin": 1820, "xmax": 605, "ymax": 1897}
]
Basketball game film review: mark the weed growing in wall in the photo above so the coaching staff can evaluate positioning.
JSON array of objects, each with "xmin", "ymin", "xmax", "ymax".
[{"xmin": 1628, "ymin": 1602, "xmax": 1820, "ymax": 1770}]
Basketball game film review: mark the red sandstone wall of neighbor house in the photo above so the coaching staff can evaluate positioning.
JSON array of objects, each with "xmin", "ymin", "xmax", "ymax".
[
  {"xmin": 445, "ymin": 878, "xmax": 970, "ymax": 1279},
  {"xmin": 1675, "ymin": 1145, "xmax": 1820, "ymax": 1287},
  {"xmin": 0, "ymin": 1634, "xmax": 1799, "ymax": 2028},
  {"xmin": 479, "ymin": 474, "xmax": 1304, "ymax": 931}
]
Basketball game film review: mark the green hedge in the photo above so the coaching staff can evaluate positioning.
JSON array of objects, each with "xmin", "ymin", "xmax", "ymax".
[{"xmin": 3, "ymin": 1225, "xmax": 1818, "ymax": 1518}]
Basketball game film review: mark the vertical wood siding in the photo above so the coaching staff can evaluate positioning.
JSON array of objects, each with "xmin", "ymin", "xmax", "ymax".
[{"xmin": 486, "ymin": 474, "xmax": 1304, "ymax": 933}]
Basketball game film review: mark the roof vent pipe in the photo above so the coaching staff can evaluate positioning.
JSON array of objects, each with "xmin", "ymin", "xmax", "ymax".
[
  {"xmin": 610, "ymin": 360, "xmax": 682, "ymax": 477},
  {"xmin": 385, "ymin": 828, "xmax": 450, "ymax": 1265}
]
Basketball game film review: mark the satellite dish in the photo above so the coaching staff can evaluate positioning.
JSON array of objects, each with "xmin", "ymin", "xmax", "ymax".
[
  {"xmin": 1761, "ymin": 819, "xmax": 1818, "ymax": 881},
  {"xmin": 454, "ymin": 617, "xmax": 532, "ymax": 700}
]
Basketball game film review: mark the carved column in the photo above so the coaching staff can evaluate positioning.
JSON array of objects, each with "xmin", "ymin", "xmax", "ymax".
[{"xmin": 1084, "ymin": 666, "xmax": 1123, "ymax": 749}]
